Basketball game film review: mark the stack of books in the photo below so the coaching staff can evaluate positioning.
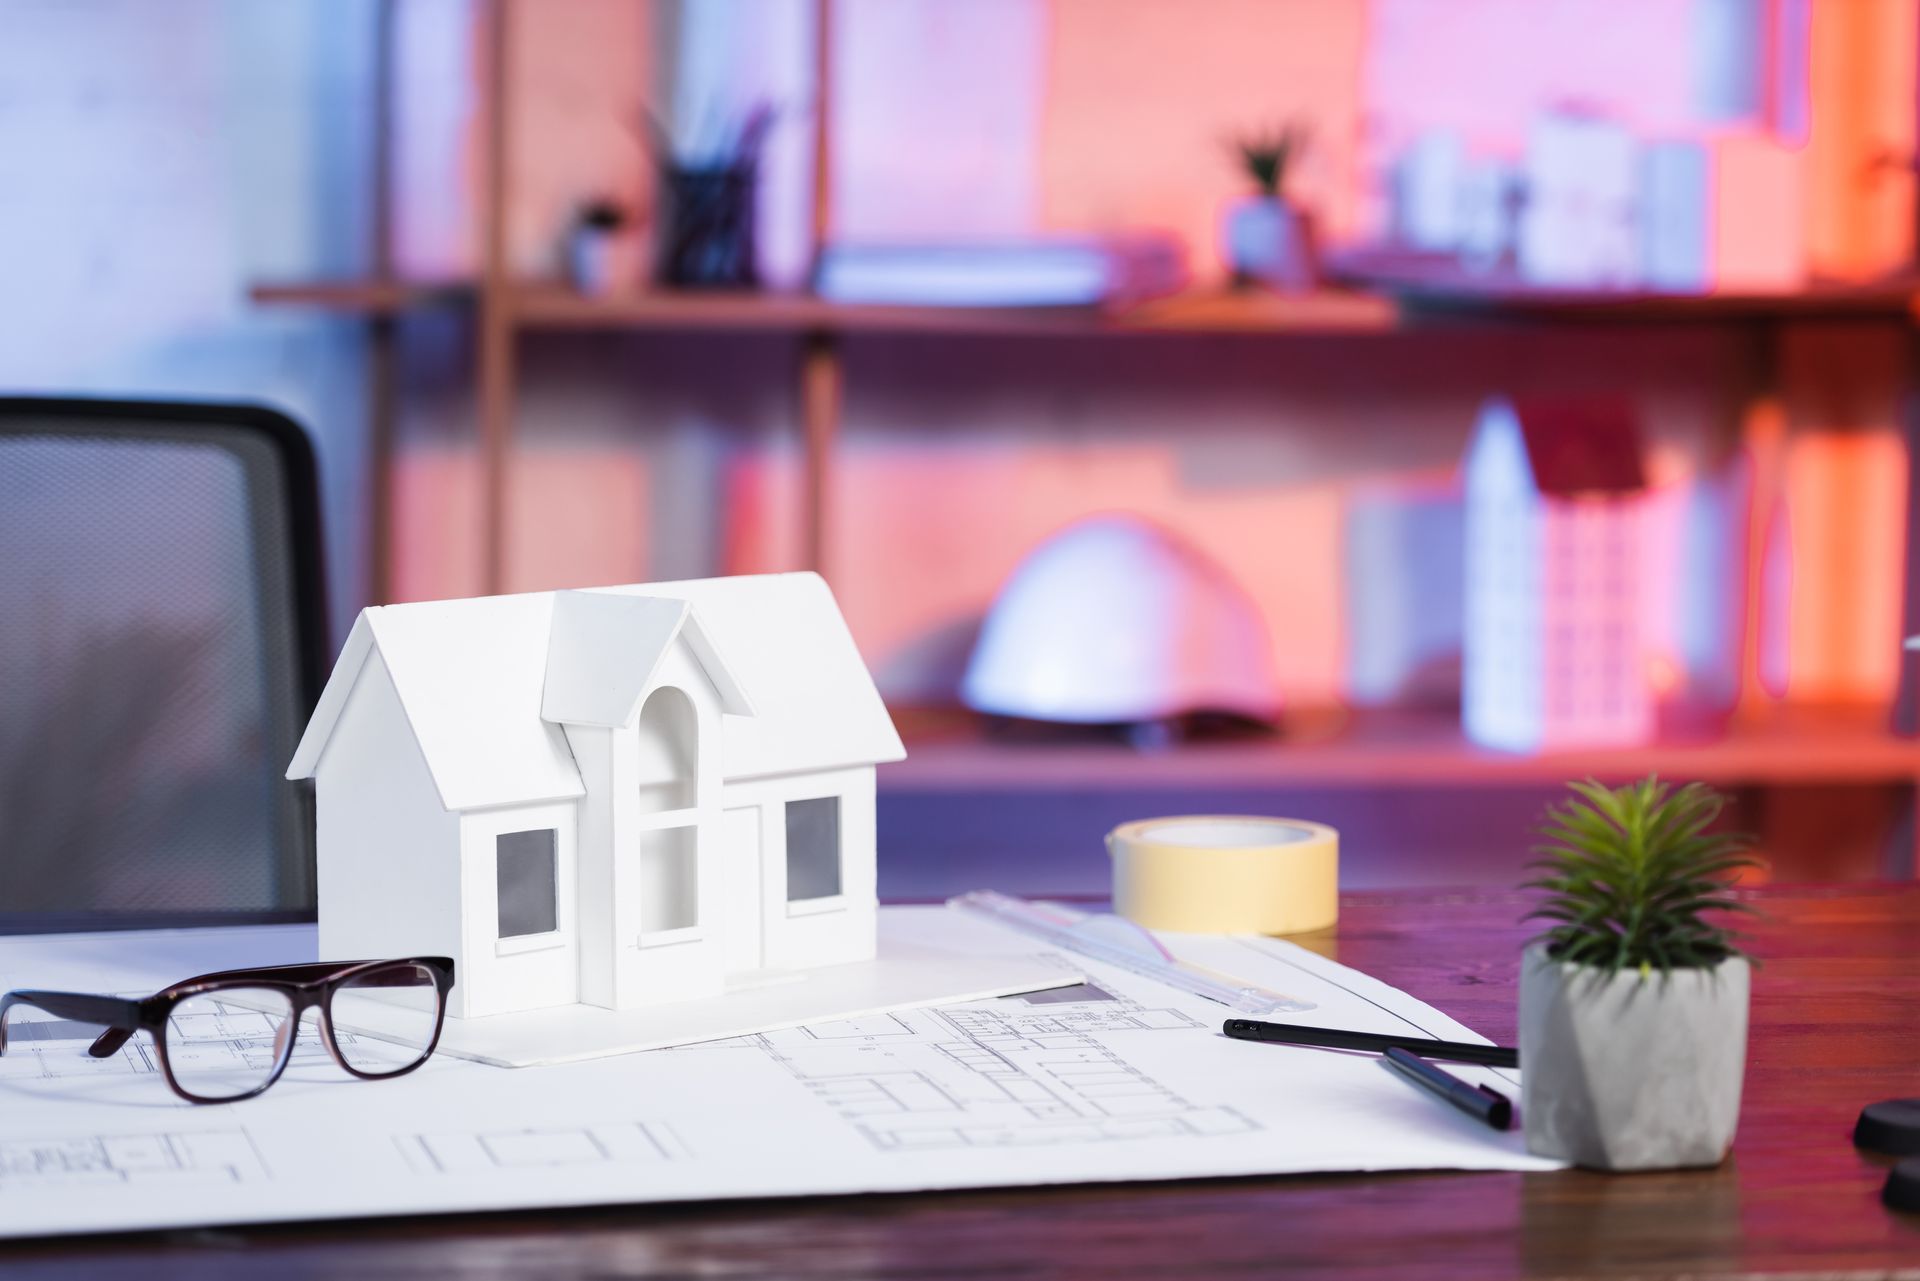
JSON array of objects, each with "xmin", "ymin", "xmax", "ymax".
[{"xmin": 814, "ymin": 235, "xmax": 1188, "ymax": 308}]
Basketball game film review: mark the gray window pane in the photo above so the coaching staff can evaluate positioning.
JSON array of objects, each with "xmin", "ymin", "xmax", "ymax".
[
  {"xmin": 497, "ymin": 829, "xmax": 558, "ymax": 938},
  {"xmin": 785, "ymin": 797, "xmax": 841, "ymax": 901}
]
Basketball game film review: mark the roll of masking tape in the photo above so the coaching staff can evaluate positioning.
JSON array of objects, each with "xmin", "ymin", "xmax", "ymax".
[{"xmin": 1107, "ymin": 815, "xmax": 1338, "ymax": 936}]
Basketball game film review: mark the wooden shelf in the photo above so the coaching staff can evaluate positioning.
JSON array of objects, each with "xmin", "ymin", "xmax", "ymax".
[
  {"xmin": 881, "ymin": 705, "xmax": 1920, "ymax": 792},
  {"xmin": 249, "ymin": 280, "xmax": 473, "ymax": 312},
  {"xmin": 1328, "ymin": 254, "xmax": 1920, "ymax": 323},
  {"xmin": 252, "ymin": 270, "xmax": 1920, "ymax": 330},
  {"xmin": 512, "ymin": 285, "xmax": 1400, "ymax": 336},
  {"xmin": 251, "ymin": 279, "xmax": 1402, "ymax": 336}
]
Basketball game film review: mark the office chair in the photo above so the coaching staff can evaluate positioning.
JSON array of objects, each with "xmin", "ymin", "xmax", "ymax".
[{"xmin": 0, "ymin": 398, "xmax": 326, "ymax": 930}]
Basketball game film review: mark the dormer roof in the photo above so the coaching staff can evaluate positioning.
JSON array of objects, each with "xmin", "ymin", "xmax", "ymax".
[
  {"xmin": 541, "ymin": 591, "xmax": 754, "ymax": 728},
  {"xmin": 286, "ymin": 572, "xmax": 904, "ymax": 812}
]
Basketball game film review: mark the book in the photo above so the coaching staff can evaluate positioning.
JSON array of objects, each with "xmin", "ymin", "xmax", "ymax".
[{"xmin": 814, "ymin": 236, "xmax": 1188, "ymax": 308}]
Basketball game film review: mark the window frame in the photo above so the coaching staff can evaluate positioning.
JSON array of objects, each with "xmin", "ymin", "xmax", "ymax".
[
  {"xmin": 782, "ymin": 795, "xmax": 847, "ymax": 915},
  {"xmin": 491, "ymin": 825, "xmax": 568, "ymax": 957}
]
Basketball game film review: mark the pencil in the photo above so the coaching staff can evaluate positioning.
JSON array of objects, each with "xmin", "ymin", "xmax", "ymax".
[
  {"xmin": 1380, "ymin": 1046, "xmax": 1514, "ymax": 1130},
  {"xmin": 1221, "ymin": 1018, "xmax": 1520, "ymax": 1069}
]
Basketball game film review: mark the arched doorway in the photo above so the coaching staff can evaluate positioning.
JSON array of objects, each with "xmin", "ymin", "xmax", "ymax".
[{"xmin": 633, "ymin": 686, "xmax": 698, "ymax": 936}]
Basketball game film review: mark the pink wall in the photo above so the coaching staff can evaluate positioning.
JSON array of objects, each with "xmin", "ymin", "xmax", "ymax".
[
  {"xmin": 1039, "ymin": 0, "xmax": 1368, "ymax": 275},
  {"xmin": 1365, "ymin": 0, "xmax": 1705, "ymax": 155}
]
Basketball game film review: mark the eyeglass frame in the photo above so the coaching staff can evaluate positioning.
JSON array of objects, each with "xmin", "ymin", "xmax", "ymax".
[{"xmin": 0, "ymin": 956, "xmax": 454, "ymax": 1104}]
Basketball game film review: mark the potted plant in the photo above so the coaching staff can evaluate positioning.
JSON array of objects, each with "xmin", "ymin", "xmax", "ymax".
[
  {"xmin": 567, "ymin": 198, "xmax": 630, "ymax": 297},
  {"xmin": 1520, "ymin": 776, "xmax": 1761, "ymax": 1171},
  {"xmin": 1221, "ymin": 122, "xmax": 1317, "ymax": 292}
]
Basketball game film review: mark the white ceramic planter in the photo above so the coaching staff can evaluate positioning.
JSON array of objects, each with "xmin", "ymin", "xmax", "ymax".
[
  {"xmin": 1519, "ymin": 944, "xmax": 1749, "ymax": 1171},
  {"xmin": 568, "ymin": 229, "xmax": 618, "ymax": 297},
  {"xmin": 1221, "ymin": 196, "xmax": 1318, "ymax": 292}
]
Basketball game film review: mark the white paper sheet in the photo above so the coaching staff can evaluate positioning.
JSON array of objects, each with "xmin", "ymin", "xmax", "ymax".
[{"xmin": 0, "ymin": 907, "xmax": 1560, "ymax": 1238}]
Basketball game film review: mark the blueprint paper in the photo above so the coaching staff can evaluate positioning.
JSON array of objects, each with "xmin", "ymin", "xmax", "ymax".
[{"xmin": 0, "ymin": 907, "xmax": 1560, "ymax": 1238}]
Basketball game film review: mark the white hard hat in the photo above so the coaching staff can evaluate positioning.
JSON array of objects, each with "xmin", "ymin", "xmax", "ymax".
[{"xmin": 961, "ymin": 513, "xmax": 1282, "ymax": 725}]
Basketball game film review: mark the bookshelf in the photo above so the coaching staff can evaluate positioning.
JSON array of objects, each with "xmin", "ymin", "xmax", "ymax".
[
  {"xmin": 248, "ymin": 0, "xmax": 1920, "ymax": 869},
  {"xmin": 247, "ymin": 0, "xmax": 1920, "ymax": 601}
]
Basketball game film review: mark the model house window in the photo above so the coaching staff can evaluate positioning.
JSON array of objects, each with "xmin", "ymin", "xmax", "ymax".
[
  {"xmin": 496, "ymin": 828, "xmax": 558, "ymax": 938},
  {"xmin": 785, "ymin": 797, "xmax": 841, "ymax": 901},
  {"xmin": 639, "ymin": 826, "xmax": 698, "ymax": 933}
]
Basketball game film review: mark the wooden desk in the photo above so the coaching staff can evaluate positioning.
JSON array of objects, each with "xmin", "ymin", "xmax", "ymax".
[{"xmin": 9, "ymin": 885, "xmax": 1920, "ymax": 1279}]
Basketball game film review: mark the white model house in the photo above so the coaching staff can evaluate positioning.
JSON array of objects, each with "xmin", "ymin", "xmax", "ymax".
[
  {"xmin": 286, "ymin": 572, "xmax": 904, "ymax": 1020},
  {"xmin": 1462, "ymin": 397, "xmax": 1651, "ymax": 753}
]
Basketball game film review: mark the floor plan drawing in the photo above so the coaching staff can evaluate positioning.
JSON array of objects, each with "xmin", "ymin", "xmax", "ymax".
[
  {"xmin": 702, "ymin": 983, "xmax": 1258, "ymax": 1152},
  {"xmin": 0, "ymin": 1131, "xmax": 267, "ymax": 1190},
  {"xmin": 0, "ymin": 997, "xmax": 393, "ymax": 1083},
  {"xmin": 397, "ymin": 1122, "xmax": 690, "ymax": 1176},
  {"xmin": 0, "ymin": 1015, "xmax": 157, "ymax": 1080}
]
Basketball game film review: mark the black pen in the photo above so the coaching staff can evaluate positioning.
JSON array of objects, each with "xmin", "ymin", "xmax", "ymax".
[
  {"xmin": 1380, "ymin": 1046, "xmax": 1514, "ymax": 1131},
  {"xmin": 1221, "ymin": 1018, "xmax": 1520, "ymax": 1069}
]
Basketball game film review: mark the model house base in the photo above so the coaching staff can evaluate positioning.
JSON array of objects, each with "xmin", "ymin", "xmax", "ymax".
[{"xmin": 332, "ymin": 918, "xmax": 1080, "ymax": 1067}]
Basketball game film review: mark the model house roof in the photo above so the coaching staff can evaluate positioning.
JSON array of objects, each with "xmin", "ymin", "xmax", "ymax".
[
  {"xmin": 287, "ymin": 572, "xmax": 905, "ymax": 812},
  {"xmin": 1474, "ymin": 397, "xmax": 1645, "ymax": 497},
  {"xmin": 542, "ymin": 592, "xmax": 754, "ymax": 728}
]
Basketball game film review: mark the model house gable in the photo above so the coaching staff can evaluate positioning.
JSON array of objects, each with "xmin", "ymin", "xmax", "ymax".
[
  {"xmin": 590, "ymin": 575, "xmax": 904, "ymax": 782},
  {"xmin": 286, "ymin": 599, "xmax": 585, "ymax": 813},
  {"xmin": 541, "ymin": 591, "xmax": 754, "ymax": 731}
]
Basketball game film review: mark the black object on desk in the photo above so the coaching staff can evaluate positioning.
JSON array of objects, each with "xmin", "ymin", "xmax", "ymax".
[
  {"xmin": 1885, "ymin": 1158, "xmax": 1920, "ymax": 1213},
  {"xmin": 1852, "ymin": 1098, "xmax": 1920, "ymax": 1214},
  {"xmin": 1380, "ymin": 1046, "xmax": 1514, "ymax": 1131},
  {"xmin": 1855, "ymin": 1098, "xmax": 1920, "ymax": 1155},
  {"xmin": 1221, "ymin": 1018, "xmax": 1521, "ymax": 1069}
]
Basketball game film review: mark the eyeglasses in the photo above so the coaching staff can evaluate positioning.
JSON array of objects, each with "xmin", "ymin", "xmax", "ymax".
[{"xmin": 0, "ymin": 957, "xmax": 454, "ymax": 1103}]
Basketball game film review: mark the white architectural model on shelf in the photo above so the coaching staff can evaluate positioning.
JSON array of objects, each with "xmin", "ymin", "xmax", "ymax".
[
  {"xmin": 1461, "ymin": 396, "xmax": 1651, "ymax": 754},
  {"xmin": 287, "ymin": 572, "xmax": 909, "ymax": 1022}
]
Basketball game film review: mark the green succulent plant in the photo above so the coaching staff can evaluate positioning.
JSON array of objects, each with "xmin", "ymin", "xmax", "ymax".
[
  {"xmin": 1231, "ymin": 122, "xmax": 1307, "ymax": 198},
  {"xmin": 1524, "ymin": 776, "xmax": 1762, "ymax": 978}
]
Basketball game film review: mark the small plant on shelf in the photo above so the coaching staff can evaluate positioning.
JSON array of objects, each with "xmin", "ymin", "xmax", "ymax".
[
  {"xmin": 575, "ymin": 198, "xmax": 628, "ymax": 234},
  {"xmin": 566, "ymin": 197, "xmax": 632, "ymax": 297},
  {"xmin": 1524, "ymin": 776, "xmax": 1761, "ymax": 977},
  {"xmin": 1517, "ymin": 775, "xmax": 1763, "ymax": 1172},
  {"xmin": 1230, "ymin": 121, "xmax": 1308, "ymax": 199},
  {"xmin": 1221, "ymin": 121, "xmax": 1316, "ymax": 291}
]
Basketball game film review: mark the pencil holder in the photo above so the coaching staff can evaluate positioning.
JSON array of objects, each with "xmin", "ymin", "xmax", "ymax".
[{"xmin": 655, "ymin": 164, "xmax": 758, "ymax": 289}]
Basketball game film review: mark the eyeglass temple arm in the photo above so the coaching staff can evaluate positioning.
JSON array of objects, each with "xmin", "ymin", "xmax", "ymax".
[{"xmin": 0, "ymin": 991, "xmax": 143, "ymax": 1058}]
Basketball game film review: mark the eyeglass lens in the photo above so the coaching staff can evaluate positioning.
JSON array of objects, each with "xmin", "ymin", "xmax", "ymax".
[
  {"xmin": 163, "ymin": 986, "xmax": 297, "ymax": 1101},
  {"xmin": 327, "ymin": 962, "xmax": 443, "ymax": 1075}
]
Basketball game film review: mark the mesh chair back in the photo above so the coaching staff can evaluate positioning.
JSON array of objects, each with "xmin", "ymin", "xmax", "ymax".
[{"xmin": 0, "ymin": 399, "xmax": 325, "ymax": 929}]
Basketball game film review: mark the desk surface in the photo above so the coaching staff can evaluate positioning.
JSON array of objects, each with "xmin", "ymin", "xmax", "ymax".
[{"xmin": 8, "ymin": 884, "xmax": 1920, "ymax": 1279}]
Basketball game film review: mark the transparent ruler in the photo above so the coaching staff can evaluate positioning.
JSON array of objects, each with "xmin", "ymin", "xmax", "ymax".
[{"xmin": 949, "ymin": 889, "xmax": 1315, "ymax": 1015}]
